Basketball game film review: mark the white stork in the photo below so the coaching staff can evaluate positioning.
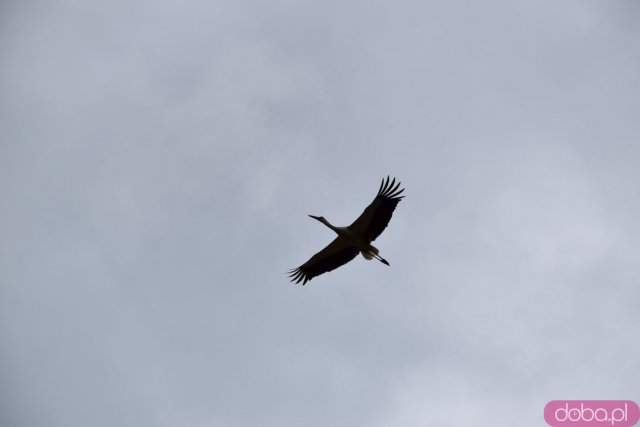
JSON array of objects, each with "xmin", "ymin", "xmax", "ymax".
[{"xmin": 288, "ymin": 176, "xmax": 405, "ymax": 285}]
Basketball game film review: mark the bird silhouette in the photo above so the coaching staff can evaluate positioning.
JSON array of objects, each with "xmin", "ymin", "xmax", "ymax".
[{"xmin": 288, "ymin": 176, "xmax": 405, "ymax": 285}]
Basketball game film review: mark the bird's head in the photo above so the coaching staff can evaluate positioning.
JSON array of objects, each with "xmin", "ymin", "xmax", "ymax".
[{"xmin": 308, "ymin": 215, "xmax": 326, "ymax": 224}]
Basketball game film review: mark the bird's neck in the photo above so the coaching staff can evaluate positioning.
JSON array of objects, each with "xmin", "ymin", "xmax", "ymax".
[
  {"xmin": 322, "ymin": 220, "xmax": 339, "ymax": 233},
  {"xmin": 323, "ymin": 220, "xmax": 345, "ymax": 237}
]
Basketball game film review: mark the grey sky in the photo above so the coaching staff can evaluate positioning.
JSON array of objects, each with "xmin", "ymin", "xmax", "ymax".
[{"xmin": 1, "ymin": 0, "xmax": 639, "ymax": 426}]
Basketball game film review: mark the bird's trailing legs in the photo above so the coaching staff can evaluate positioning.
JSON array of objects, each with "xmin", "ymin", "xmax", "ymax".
[
  {"xmin": 363, "ymin": 248, "xmax": 390, "ymax": 266},
  {"xmin": 378, "ymin": 256, "xmax": 390, "ymax": 266}
]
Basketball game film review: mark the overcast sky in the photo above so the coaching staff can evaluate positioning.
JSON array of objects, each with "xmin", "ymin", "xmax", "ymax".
[{"xmin": 1, "ymin": 0, "xmax": 639, "ymax": 426}]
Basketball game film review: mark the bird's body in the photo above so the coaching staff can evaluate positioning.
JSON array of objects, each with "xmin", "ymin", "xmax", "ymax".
[
  {"xmin": 319, "ymin": 223, "xmax": 379, "ymax": 259},
  {"xmin": 288, "ymin": 176, "xmax": 404, "ymax": 285}
]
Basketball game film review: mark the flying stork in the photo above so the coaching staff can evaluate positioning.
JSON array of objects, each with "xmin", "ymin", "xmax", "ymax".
[{"xmin": 288, "ymin": 176, "xmax": 405, "ymax": 285}]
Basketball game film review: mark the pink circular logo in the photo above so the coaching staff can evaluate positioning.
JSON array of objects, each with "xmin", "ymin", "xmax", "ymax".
[{"xmin": 544, "ymin": 401, "xmax": 640, "ymax": 427}]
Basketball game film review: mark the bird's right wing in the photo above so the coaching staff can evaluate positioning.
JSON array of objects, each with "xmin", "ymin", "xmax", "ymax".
[{"xmin": 288, "ymin": 238, "xmax": 359, "ymax": 285}]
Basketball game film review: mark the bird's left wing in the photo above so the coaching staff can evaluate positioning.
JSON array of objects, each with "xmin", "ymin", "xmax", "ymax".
[
  {"xmin": 288, "ymin": 238, "xmax": 359, "ymax": 285},
  {"xmin": 349, "ymin": 176, "xmax": 404, "ymax": 243}
]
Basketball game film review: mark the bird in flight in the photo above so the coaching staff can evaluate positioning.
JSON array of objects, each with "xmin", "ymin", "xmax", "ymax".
[{"xmin": 288, "ymin": 176, "xmax": 405, "ymax": 285}]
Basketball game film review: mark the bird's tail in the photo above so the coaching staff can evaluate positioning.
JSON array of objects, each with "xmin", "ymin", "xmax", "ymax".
[{"xmin": 361, "ymin": 245, "xmax": 379, "ymax": 260}]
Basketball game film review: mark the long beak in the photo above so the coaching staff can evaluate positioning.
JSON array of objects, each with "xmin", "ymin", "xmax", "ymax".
[{"xmin": 308, "ymin": 215, "xmax": 322, "ymax": 221}]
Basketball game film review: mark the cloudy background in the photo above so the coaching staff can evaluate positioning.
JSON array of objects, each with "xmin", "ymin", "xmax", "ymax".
[{"xmin": 1, "ymin": 0, "xmax": 639, "ymax": 426}]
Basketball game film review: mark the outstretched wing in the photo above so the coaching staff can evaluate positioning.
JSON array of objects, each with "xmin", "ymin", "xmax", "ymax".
[
  {"xmin": 288, "ymin": 238, "xmax": 359, "ymax": 285},
  {"xmin": 349, "ymin": 176, "xmax": 404, "ymax": 243}
]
